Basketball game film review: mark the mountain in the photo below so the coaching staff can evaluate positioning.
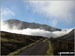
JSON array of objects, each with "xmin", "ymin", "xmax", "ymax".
[
  {"xmin": 4, "ymin": 19, "xmax": 61, "ymax": 31},
  {"xmin": 55, "ymin": 29, "xmax": 74, "ymax": 40}
]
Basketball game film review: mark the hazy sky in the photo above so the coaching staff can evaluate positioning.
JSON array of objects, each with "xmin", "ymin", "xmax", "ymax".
[{"xmin": 1, "ymin": 0, "xmax": 75, "ymax": 29}]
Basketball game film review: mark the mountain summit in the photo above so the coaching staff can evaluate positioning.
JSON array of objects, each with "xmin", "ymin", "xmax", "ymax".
[{"xmin": 4, "ymin": 19, "xmax": 61, "ymax": 31}]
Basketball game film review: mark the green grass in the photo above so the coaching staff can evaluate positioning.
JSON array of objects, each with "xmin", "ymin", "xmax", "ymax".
[
  {"xmin": 42, "ymin": 39, "xmax": 47, "ymax": 42},
  {"xmin": 43, "ymin": 39, "xmax": 54, "ymax": 56},
  {"xmin": 0, "ymin": 38, "xmax": 9, "ymax": 42},
  {"xmin": 46, "ymin": 40, "xmax": 54, "ymax": 56},
  {"xmin": 8, "ymin": 39, "xmax": 43, "ymax": 55},
  {"xmin": 0, "ymin": 38, "xmax": 22, "ymax": 42}
]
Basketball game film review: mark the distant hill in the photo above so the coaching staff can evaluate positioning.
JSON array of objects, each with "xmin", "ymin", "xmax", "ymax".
[
  {"xmin": 55, "ymin": 29, "xmax": 74, "ymax": 40},
  {"xmin": 4, "ymin": 19, "xmax": 61, "ymax": 32},
  {"xmin": 50, "ymin": 29, "xmax": 74, "ymax": 55}
]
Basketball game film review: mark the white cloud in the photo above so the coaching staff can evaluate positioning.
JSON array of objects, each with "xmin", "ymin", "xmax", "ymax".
[
  {"xmin": 26, "ymin": 0, "xmax": 75, "ymax": 26},
  {"xmin": 1, "ymin": 8, "xmax": 15, "ymax": 20},
  {"xmin": 1, "ymin": 20, "xmax": 73, "ymax": 38}
]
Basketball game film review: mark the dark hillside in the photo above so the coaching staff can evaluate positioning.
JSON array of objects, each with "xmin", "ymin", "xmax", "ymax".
[
  {"xmin": 1, "ymin": 31, "xmax": 45, "ymax": 55},
  {"xmin": 55, "ymin": 29, "xmax": 74, "ymax": 40},
  {"xmin": 50, "ymin": 29, "xmax": 74, "ymax": 55}
]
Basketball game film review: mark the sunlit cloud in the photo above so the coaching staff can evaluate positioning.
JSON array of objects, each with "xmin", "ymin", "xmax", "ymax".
[
  {"xmin": 25, "ymin": 0, "xmax": 75, "ymax": 26},
  {"xmin": 1, "ymin": 20, "xmax": 73, "ymax": 38}
]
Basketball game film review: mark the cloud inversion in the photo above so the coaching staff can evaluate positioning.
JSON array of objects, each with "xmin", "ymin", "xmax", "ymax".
[{"xmin": 1, "ymin": 21, "xmax": 73, "ymax": 38}]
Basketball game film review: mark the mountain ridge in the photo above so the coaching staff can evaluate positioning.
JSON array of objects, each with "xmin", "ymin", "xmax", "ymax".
[{"xmin": 4, "ymin": 19, "xmax": 61, "ymax": 32}]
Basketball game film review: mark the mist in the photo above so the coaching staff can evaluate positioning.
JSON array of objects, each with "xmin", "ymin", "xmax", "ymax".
[{"xmin": 1, "ymin": 21, "xmax": 73, "ymax": 38}]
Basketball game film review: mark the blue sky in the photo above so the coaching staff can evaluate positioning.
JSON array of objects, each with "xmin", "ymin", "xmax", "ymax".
[{"xmin": 1, "ymin": 0, "xmax": 75, "ymax": 29}]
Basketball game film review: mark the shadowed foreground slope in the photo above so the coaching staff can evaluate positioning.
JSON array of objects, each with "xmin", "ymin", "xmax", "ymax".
[{"xmin": 1, "ymin": 31, "xmax": 45, "ymax": 55}]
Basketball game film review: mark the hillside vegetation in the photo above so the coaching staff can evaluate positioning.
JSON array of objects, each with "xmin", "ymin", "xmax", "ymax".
[
  {"xmin": 1, "ymin": 31, "xmax": 45, "ymax": 55},
  {"xmin": 50, "ymin": 29, "xmax": 74, "ymax": 55}
]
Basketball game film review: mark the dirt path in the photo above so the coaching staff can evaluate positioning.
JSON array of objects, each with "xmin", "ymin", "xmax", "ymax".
[{"xmin": 17, "ymin": 39, "xmax": 49, "ymax": 55}]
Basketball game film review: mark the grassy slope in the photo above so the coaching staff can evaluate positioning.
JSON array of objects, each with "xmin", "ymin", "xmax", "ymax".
[
  {"xmin": 1, "ymin": 31, "xmax": 45, "ymax": 55},
  {"xmin": 50, "ymin": 29, "xmax": 74, "ymax": 55}
]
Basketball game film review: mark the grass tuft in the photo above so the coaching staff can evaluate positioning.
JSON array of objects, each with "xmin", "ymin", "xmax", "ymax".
[{"xmin": 46, "ymin": 40, "xmax": 54, "ymax": 56}]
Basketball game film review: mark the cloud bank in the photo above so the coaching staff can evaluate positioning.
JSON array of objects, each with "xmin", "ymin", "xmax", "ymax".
[{"xmin": 1, "ymin": 21, "xmax": 73, "ymax": 38}]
